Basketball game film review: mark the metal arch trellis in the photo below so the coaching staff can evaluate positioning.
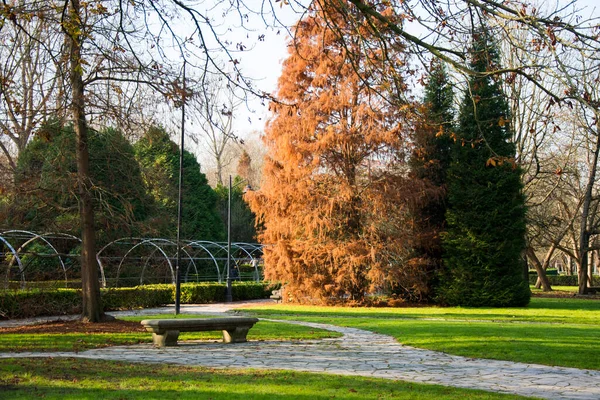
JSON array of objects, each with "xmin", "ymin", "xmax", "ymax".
[
  {"xmin": 188, "ymin": 240, "xmax": 264, "ymax": 282},
  {"xmin": 181, "ymin": 241, "xmax": 222, "ymax": 283},
  {"xmin": 97, "ymin": 238, "xmax": 265, "ymax": 287},
  {"xmin": 0, "ymin": 236, "xmax": 23, "ymax": 287},
  {"xmin": 1, "ymin": 232, "xmax": 265, "ymax": 289},
  {"xmin": 96, "ymin": 238, "xmax": 226, "ymax": 287},
  {"xmin": 136, "ymin": 239, "xmax": 199, "ymax": 287},
  {"xmin": 1, "ymin": 230, "xmax": 69, "ymax": 285},
  {"xmin": 0, "ymin": 230, "xmax": 81, "ymax": 288}
]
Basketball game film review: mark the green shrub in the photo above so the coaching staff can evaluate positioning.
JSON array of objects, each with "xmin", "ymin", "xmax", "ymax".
[
  {"xmin": 0, "ymin": 289, "xmax": 81, "ymax": 319},
  {"xmin": 180, "ymin": 283, "xmax": 225, "ymax": 303},
  {"xmin": 101, "ymin": 285, "xmax": 173, "ymax": 310},
  {"xmin": 0, "ymin": 282, "xmax": 276, "ymax": 319},
  {"xmin": 528, "ymin": 269, "xmax": 558, "ymax": 276},
  {"xmin": 528, "ymin": 274, "xmax": 599, "ymax": 286},
  {"xmin": 232, "ymin": 281, "xmax": 272, "ymax": 300}
]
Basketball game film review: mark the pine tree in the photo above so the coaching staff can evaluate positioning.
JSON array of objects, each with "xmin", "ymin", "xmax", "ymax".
[
  {"xmin": 439, "ymin": 26, "xmax": 530, "ymax": 307},
  {"xmin": 408, "ymin": 60, "xmax": 454, "ymax": 300},
  {"xmin": 134, "ymin": 126, "xmax": 224, "ymax": 241}
]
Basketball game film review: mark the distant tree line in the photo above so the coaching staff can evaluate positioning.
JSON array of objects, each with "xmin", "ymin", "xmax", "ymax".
[{"xmin": 0, "ymin": 122, "xmax": 257, "ymax": 246}]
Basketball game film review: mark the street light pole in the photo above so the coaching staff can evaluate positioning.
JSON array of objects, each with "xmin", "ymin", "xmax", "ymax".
[
  {"xmin": 175, "ymin": 60, "xmax": 186, "ymax": 315},
  {"xmin": 226, "ymin": 175, "xmax": 233, "ymax": 302}
]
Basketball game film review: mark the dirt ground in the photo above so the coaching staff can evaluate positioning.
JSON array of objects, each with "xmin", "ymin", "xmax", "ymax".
[{"xmin": 0, "ymin": 319, "xmax": 145, "ymax": 334}]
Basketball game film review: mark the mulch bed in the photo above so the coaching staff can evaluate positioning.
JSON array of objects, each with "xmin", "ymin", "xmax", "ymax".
[{"xmin": 0, "ymin": 319, "xmax": 145, "ymax": 334}]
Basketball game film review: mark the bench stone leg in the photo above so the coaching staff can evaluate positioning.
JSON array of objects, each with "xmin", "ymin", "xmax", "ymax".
[
  {"xmin": 222, "ymin": 326, "xmax": 250, "ymax": 343},
  {"xmin": 152, "ymin": 330, "xmax": 180, "ymax": 347}
]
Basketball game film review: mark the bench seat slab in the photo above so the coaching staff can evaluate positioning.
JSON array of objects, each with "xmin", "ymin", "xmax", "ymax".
[{"xmin": 141, "ymin": 317, "xmax": 259, "ymax": 347}]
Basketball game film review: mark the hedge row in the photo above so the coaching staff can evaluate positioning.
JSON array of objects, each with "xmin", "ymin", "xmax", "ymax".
[
  {"xmin": 528, "ymin": 274, "xmax": 599, "ymax": 286},
  {"xmin": 528, "ymin": 268, "xmax": 559, "ymax": 276},
  {"xmin": 0, "ymin": 282, "xmax": 277, "ymax": 320}
]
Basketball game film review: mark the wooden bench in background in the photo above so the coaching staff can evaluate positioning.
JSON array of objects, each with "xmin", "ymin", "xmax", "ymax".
[{"xmin": 141, "ymin": 317, "xmax": 259, "ymax": 347}]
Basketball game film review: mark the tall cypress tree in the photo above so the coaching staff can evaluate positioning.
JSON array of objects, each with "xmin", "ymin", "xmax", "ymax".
[
  {"xmin": 134, "ymin": 126, "xmax": 225, "ymax": 241},
  {"xmin": 439, "ymin": 26, "xmax": 530, "ymax": 307},
  {"xmin": 408, "ymin": 60, "xmax": 454, "ymax": 300}
]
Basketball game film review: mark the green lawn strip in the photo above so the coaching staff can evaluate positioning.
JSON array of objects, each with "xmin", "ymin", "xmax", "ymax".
[
  {"xmin": 244, "ymin": 297, "xmax": 600, "ymax": 325},
  {"xmin": 0, "ymin": 332, "xmax": 148, "ymax": 353},
  {"xmin": 0, "ymin": 315, "xmax": 340, "ymax": 352},
  {"xmin": 531, "ymin": 286, "xmax": 579, "ymax": 294},
  {"xmin": 0, "ymin": 358, "xmax": 537, "ymax": 400},
  {"xmin": 241, "ymin": 298, "xmax": 600, "ymax": 370}
]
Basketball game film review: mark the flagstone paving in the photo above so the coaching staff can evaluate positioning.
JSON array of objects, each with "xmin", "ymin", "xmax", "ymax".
[{"xmin": 1, "ymin": 301, "xmax": 599, "ymax": 400}]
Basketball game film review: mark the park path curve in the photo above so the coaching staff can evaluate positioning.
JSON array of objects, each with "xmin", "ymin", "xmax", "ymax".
[{"xmin": 1, "ymin": 301, "xmax": 599, "ymax": 400}]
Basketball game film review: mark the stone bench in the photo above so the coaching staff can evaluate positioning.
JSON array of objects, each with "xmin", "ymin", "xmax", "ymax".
[
  {"xmin": 141, "ymin": 317, "xmax": 259, "ymax": 347},
  {"xmin": 270, "ymin": 288, "xmax": 283, "ymax": 303}
]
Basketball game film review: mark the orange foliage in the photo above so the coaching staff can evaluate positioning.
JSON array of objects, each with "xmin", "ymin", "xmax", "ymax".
[{"xmin": 247, "ymin": 2, "xmax": 421, "ymax": 304}]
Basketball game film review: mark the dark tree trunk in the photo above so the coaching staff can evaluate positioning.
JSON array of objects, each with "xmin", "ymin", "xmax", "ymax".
[
  {"xmin": 67, "ymin": 0, "xmax": 103, "ymax": 322},
  {"xmin": 578, "ymin": 147, "xmax": 599, "ymax": 294},
  {"xmin": 526, "ymin": 247, "xmax": 552, "ymax": 292}
]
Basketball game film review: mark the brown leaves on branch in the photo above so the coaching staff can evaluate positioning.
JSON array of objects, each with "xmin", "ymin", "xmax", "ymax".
[{"xmin": 247, "ymin": 1, "xmax": 421, "ymax": 305}]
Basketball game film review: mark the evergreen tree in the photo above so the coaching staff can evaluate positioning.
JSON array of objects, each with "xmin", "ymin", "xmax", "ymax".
[
  {"xmin": 408, "ymin": 60, "xmax": 454, "ymax": 300},
  {"xmin": 134, "ymin": 126, "xmax": 224, "ymax": 241},
  {"xmin": 215, "ymin": 176, "xmax": 257, "ymax": 243},
  {"xmin": 6, "ymin": 121, "xmax": 151, "ymax": 244},
  {"xmin": 439, "ymin": 26, "xmax": 530, "ymax": 307}
]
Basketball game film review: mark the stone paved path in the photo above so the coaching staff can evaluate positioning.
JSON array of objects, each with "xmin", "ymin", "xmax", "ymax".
[{"xmin": 1, "ymin": 301, "xmax": 599, "ymax": 400}]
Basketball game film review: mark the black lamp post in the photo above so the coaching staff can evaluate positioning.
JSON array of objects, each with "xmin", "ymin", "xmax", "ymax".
[
  {"xmin": 226, "ymin": 175, "xmax": 233, "ymax": 302},
  {"xmin": 225, "ymin": 175, "xmax": 251, "ymax": 302},
  {"xmin": 175, "ymin": 61, "xmax": 186, "ymax": 315}
]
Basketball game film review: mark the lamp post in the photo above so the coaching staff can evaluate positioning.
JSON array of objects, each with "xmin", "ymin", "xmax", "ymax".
[
  {"xmin": 175, "ymin": 60, "xmax": 186, "ymax": 315},
  {"xmin": 225, "ymin": 175, "xmax": 251, "ymax": 302},
  {"xmin": 226, "ymin": 175, "xmax": 233, "ymax": 302}
]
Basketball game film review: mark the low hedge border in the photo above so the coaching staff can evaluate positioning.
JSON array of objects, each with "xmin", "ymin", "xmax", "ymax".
[
  {"xmin": 0, "ymin": 282, "xmax": 278, "ymax": 320},
  {"xmin": 528, "ymin": 274, "xmax": 599, "ymax": 286}
]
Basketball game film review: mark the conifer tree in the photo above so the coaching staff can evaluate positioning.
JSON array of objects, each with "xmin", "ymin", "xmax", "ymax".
[
  {"xmin": 439, "ymin": 26, "xmax": 530, "ymax": 307},
  {"xmin": 249, "ymin": 2, "xmax": 416, "ymax": 304},
  {"xmin": 7, "ymin": 122, "xmax": 151, "ymax": 243},
  {"xmin": 134, "ymin": 126, "xmax": 224, "ymax": 241},
  {"xmin": 408, "ymin": 60, "xmax": 454, "ymax": 300}
]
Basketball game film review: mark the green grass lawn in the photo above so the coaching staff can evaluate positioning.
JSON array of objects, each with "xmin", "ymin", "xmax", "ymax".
[
  {"xmin": 530, "ymin": 285, "xmax": 579, "ymax": 294},
  {"xmin": 242, "ymin": 297, "xmax": 600, "ymax": 370},
  {"xmin": 0, "ymin": 358, "xmax": 537, "ymax": 399},
  {"xmin": 0, "ymin": 314, "xmax": 341, "ymax": 352}
]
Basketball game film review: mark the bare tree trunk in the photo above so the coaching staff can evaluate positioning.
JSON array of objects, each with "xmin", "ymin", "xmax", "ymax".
[
  {"xmin": 216, "ymin": 158, "xmax": 224, "ymax": 186},
  {"xmin": 526, "ymin": 247, "xmax": 552, "ymax": 291},
  {"xmin": 578, "ymin": 133, "xmax": 600, "ymax": 294},
  {"xmin": 67, "ymin": 0, "xmax": 103, "ymax": 322}
]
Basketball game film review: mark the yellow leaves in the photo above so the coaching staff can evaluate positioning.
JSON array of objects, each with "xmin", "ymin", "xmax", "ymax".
[
  {"xmin": 498, "ymin": 116, "xmax": 508, "ymax": 127},
  {"xmin": 486, "ymin": 157, "xmax": 517, "ymax": 169},
  {"xmin": 435, "ymin": 125, "xmax": 445, "ymax": 137}
]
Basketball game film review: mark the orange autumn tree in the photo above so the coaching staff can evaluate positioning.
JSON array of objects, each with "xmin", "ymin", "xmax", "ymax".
[{"xmin": 248, "ymin": 2, "xmax": 419, "ymax": 304}]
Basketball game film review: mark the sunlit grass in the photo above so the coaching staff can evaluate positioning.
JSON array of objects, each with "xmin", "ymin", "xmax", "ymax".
[
  {"xmin": 0, "ymin": 358, "xmax": 537, "ymax": 399},
  {"xmin": 0, "ymin": 314, "xmax": 341, "ymax": 352},
  {"xmin": 242, "ymin": 297, "xmax": 600, "ymax": 370}
]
